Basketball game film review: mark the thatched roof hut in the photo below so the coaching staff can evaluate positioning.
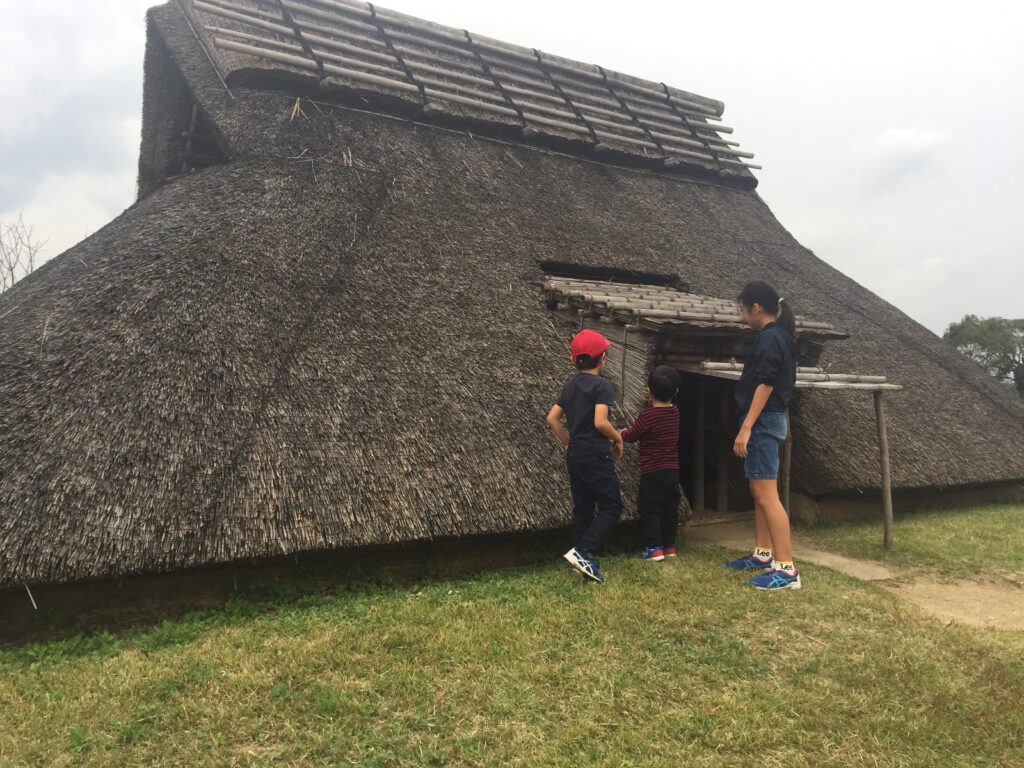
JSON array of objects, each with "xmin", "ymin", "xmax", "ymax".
[{"xmin": 1, "ymin": 0, "xmax": 1022, "ymax": 590}]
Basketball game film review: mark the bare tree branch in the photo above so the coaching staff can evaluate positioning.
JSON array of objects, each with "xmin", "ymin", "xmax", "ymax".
[{"xmin": 0, "ymin": 214, "xmax": 46, "ymax": 293}]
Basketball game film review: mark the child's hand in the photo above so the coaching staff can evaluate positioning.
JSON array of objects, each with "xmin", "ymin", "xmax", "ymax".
[
  {"xmin": 612, "ymin": 434, "xmax": 624, "ymax": 461},
  {"xmin": 733, "ymin": 426, "xmax": 751, "ymax": 458}
]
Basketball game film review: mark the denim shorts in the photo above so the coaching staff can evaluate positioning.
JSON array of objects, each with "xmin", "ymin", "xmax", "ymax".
[{"xmin": 740, "ymin": 410, "xmax": 788, "ymax": 480}]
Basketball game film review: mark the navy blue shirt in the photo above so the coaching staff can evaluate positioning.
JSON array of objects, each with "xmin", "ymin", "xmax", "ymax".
[
  {"xmin": 556, "ymin": 373, "xmax": 616, "ymax": 455},
  {"xmin": 734, "ymin": 322, "xmax": 798, "ymax": 413}
]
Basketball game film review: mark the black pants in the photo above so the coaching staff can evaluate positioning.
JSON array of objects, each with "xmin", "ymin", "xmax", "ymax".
[
  {"xmin": 566, "ymin": 449, "xmax": 622, "ymax": 556},
  {"xmin": 638, "ymin": 469, "xmax": 681, "ymax": 548}
]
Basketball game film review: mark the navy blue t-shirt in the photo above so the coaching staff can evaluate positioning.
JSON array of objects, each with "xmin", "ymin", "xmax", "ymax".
[
  {"xmin": 734, "ymin": 322, "xmax": 798, "ymax": 413},
  {"xmin": 556, "ymin": 373, "xmax": 616, "ymax": 455}
]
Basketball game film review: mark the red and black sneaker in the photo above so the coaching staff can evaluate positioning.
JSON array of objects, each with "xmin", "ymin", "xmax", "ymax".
[{"xmin": 664, "ymin": 547, "xmax": 678, "ymax": 558}]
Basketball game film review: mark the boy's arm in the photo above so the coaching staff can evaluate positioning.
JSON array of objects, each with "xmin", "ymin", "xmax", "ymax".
[
  {"xmin": 546, "ymin": 404, "xmax": 569, "ymax": 449},
  {"xmin": 594, "ymin": 404, "xmax": 623, "ymax": 459},
  {"xmin": 620, "ymin": 411, "xmax": 647, "ymax": 443}
]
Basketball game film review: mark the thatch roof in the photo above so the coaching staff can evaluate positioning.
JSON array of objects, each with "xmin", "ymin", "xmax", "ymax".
[{"xmin": 1, "ymin": 0, "xmax": 1022, "ymax": 588}]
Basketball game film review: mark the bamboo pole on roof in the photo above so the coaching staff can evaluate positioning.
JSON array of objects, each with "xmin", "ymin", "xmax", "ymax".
[
  {"xmin": 375, "ymin": 7, "xmax": 470, "ymax": 44},
  {"xmin": 214, "ymin": 38, "xmax": 318, "ymax": 70},
  {"xmin": 517, "ymin": 99, "xmax": 584, "ymax": 125},
  {"xmin": 798, "ymin": 373, "xmax": 888, "ymax": 384},
  {"xmin": 689, "ymin": 120, "xmax": 734, "ymax": 135},
  {"xmin": 293, "ymin": 17, "xmax": 387, "ymax": 46},
  {"xmin": 522, "ymin": 112, "xmax": 591, "ymax": 135},
  {"xmin": 561, "ymin": 90, "xmax": 622, "ymax": 117},
  {"xmin": 302, "ymin": 0, "xmax": 374, "ymax": 20},
  {"xmin": 304, "ymin": 34, "xmax": 399, "ymax": 65},
  {"xmin": 203, "ymin": 26, "xmax": 306, "ymax": 54},
  {"xmin": 420, "ymin": 79, "xmax": 513, "ymax": 111},
  {"xmin": 703, "ymin": 362, "xmax": 826, "ymax": 374},
  {"xmin": 586, "ymin": 114, "xmax": 648, "ymax": 137},
  {"xmin": 874, "ymin": 392, "xmax": 894, "ymax": 548},
  {"xmin": 200, "ymin": 0, "xmax": 286, "ymax": 24},
  {"xmin": 502, "ymin": 82, "xmax": 570, "ymax": 107},
  {"xmin": 283, "ymin": 0, "xmax": 374, "ymax": 27},
  {"xmin": 796, "ymin": 381, "xmax": 903, "ymax": 392},
  {"xmin": 195, "ymin": 1, "xmax": 293, "ymax": 36},
  {"xmin": 388, "ymin": 30, "xmax": 473, "ymax": 59},
  {"xmin": 315, "ymin": 50, "xmax": 406, "ymax": 78},
  {"xmin": 593, "ymin": 130, "xmax": 659, "ymax": 151},
  {"xmin": 422, "ymin": 88, "xmax": 519, "ymax": 117},
  {"xmin": 321, "ymin": 64, "xmax": 420, "ymax": 93},
  {"xmin": 403, "ymin": 58, "xmax": 496, "ymax": 89}
]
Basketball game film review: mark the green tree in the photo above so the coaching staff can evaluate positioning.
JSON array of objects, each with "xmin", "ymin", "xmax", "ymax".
[{"xmin": 943, "ymin": 315, "xmax": 1024, "ymax": 397}]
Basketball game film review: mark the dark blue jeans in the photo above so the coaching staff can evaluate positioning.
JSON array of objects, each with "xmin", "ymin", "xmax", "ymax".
[{"xmin": 566, "ymin": 448, "xmax": 622, "ymax": 556}]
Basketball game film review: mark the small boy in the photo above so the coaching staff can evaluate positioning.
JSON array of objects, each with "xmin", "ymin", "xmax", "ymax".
[
  {"xmin": 546, "ymin": 329, "xmax": 624, "ymax": 583},
  {"xmin": 621, "ymin": 365, "xmax": 682, "ymax": 561}
]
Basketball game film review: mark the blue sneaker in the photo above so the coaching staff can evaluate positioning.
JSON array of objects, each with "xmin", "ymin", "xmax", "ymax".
[
  {"xmin": 563, "ymin": 547, "xmax": 605, "ymax": 583},
  {"xmin": 724, "ymin": 554, "xmax": 774, "ymax": 571},
  {"xmin": 748, "ymin": 569, "xmax": 801, "ymax": 590},
  {"xmin": 639, "ymin": 546, "xmax": 665, "ymax": 561}
]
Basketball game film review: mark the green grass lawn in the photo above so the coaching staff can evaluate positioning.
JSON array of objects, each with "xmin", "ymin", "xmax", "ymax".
[
  {"xmin": 2, "ymin": 541, "xmax": 1022, "ymax": 767},
  {"xmin": 801, "ymin": 503, "xmax": 1024, "ymax": 581}
]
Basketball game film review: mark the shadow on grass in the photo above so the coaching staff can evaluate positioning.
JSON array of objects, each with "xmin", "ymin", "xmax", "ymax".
[{"xmin": 0, "ymin": 523, "xmax": 656, "ymax": 664}]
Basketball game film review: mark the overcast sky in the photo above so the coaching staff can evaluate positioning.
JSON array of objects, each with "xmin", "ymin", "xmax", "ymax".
[{"xmin": 1, "ymin": 0, "xmax": 1021, "ymax": 333}]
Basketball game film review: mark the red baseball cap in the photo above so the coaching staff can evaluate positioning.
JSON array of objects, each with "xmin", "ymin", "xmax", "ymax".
[{"xmin": 570, "ymin": 329, "xmax": 611, "ymax": 360}]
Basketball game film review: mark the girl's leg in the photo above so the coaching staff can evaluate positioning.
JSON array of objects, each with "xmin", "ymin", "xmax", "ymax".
[
  {"xmin": 749, "ymin": 479, "xmax": 792, "ymax": 562},
  {"xmin": 753, "ymin": 501, "xmax": 772, "ymax": 551}
]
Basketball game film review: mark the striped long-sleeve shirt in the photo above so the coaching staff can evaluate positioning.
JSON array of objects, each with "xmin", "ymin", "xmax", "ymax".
[{"xmin": 621, "ymin": 405, "xmax": 680, "ymax": 475}]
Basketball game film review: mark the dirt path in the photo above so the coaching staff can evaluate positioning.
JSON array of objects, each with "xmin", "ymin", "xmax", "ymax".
[
  {"xmin": 886, "ymin": 578, "xmax": 1024, "ymax": 631},
  {"xmin": 688, "ymin": 521, "xmax": 1024, "ymax": 631}
]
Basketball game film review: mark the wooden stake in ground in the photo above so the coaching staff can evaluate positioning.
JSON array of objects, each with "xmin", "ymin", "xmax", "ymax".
[
  {"xmin": 780, "ymin": 409, "xmax": 792, "ymax": 516},
  {"xmin": 716, "ymin": 390, "xmax": 729, "ymax": 512},
  {"xmin": 874, "ymin": 391, "xmax": 894, "ymax": 548},
  {"xmin": 692, "ymin": 379, "xmax": 705, "ymax": 514}
]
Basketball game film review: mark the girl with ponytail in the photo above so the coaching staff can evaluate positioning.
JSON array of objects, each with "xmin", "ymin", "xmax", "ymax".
[{"xmin": 724, "ymin": 281, "xmax": 802, "ymax": 590}]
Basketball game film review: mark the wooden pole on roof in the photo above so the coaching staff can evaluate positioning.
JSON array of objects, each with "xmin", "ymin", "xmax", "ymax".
[
  {"xmin": 873, "ymin": 391, "xmax": 894, "ymax": 548},
  {"xmin": 716, "ymin": 389, "xmax": 729, "ymax": 512},
  {"xmin": 692, "ymin": 379, "xmax": 705, "ymax": 514},
  {"xmin": 780, "ymin": 409, "xmax": 792, "ymax": 516}
]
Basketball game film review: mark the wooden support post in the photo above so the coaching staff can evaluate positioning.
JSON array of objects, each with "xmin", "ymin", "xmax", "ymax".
[
  {"xmin": 874, "ymin": 391, "xmax": 894, "ymax": 548},
  {"xmin": 182, "ymin": 103, "xmax": 198, "ymax": 174},
  {"xmin": 620, "ymin": 324, "xmax": 628, "ymax": 404},
  {"xmin": 716, "ymin": 389, "xmax": 729, "ymax": 512},
  {"xmin": 692, "ymin": 379, "xmax": 705, "ymax": 514},
  {"xmin": 780, "ymin": 409, "xmax": 792, "ymax": 516}
]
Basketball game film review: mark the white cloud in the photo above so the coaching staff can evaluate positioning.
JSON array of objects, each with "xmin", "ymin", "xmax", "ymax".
[
  {"xmin": 858, "ymin": 128, "xmax": 951, "ymax": 196},
  {"xmin": 1, "ymin": 165, "xmax": 138, "ymax": 264},
  {"xmin": 873, "ymin": 128, "xmax": 950, "ymax": 152}
]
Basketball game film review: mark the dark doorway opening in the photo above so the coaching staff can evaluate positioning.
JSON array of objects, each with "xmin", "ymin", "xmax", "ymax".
[{"xmin": 675, "ymin": 371, "xmax": 753, "ymax": 520}]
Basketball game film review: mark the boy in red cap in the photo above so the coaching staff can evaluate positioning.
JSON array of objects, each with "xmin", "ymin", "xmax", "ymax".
[{"xmin": 546, "ymin": 329, "xmax": 624, "ymax": 583}]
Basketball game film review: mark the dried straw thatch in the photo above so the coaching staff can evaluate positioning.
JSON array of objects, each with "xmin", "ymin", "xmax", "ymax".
[{"xmin": 0, "ymin": 0, "xmax": 1022, "ymax": 588}]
